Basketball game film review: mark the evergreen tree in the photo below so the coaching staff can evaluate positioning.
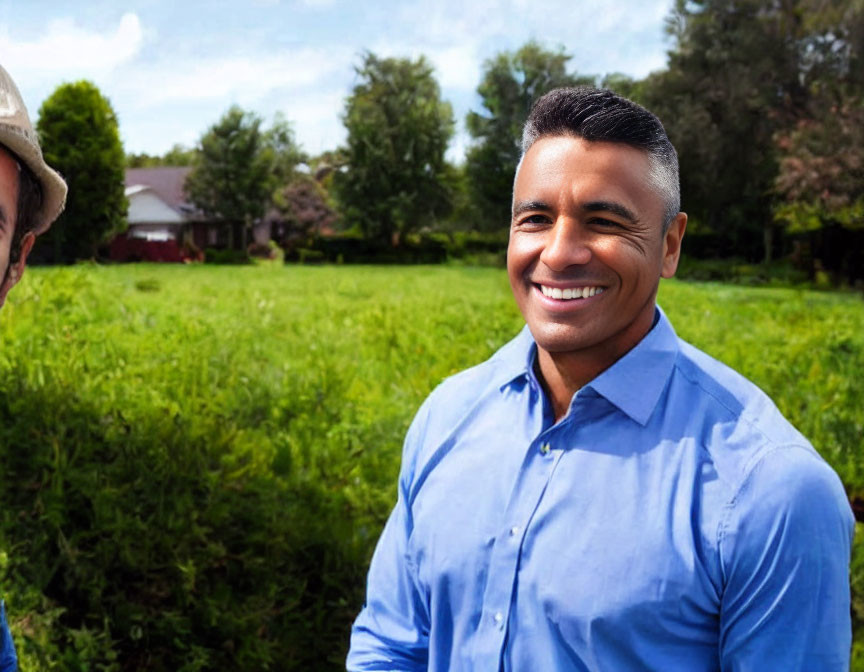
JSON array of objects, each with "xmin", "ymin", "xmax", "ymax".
[{"xmin": 35, "ymin": 81, "xmax": 126, "ymax": 263}]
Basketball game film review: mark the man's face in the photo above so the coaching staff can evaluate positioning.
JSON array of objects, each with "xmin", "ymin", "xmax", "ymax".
[
  {"xmin": 507, "ymin": 135, "xmax": 686, "ymax": 363},
  {"xmin": 0, "ymin": 146, "xmax": 31, "ymax": 307}
]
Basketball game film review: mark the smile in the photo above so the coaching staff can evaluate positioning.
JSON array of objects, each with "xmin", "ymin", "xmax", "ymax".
[{"xmin": 538, "ymin": 284, "xmax": 605, "ymax": 300}]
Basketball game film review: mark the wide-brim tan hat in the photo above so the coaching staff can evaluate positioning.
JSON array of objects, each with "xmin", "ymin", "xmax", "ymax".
[{"xmin": 0, "ymin": 63, "xmax": 67, "ymax": 235}]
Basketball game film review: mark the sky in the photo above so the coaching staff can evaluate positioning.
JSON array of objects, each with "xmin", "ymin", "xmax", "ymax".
[{"xmin": 0, "ymin": 0, "xmax": 674, "ymax": 162}]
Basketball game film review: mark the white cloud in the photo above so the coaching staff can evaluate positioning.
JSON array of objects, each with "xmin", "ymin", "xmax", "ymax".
[
  {"xmin": 3, "ymin": 0, "xmax": 674, "ymax": 161},
  {"xmin": 115, "ymin": 46, "xmax": 352, "ymax": 110},
  {"xmin": 427, "ymin": 44, "xmax": 482, "ymax": 91},
  {"xmin": 0, "ymin": 12, "xmax": 143, "ymax": 84},
  {"xmin": 279, "ymin": 88, "xmax": 347, "ymax": 155}
]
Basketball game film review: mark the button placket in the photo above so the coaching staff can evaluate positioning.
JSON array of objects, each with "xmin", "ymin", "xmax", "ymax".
[{"xmin": 472, "ymin": 435, "xmax": 564, "ymax": 667}]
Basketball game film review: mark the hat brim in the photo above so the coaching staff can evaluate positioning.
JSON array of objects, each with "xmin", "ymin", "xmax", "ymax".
[{"xmin": 0, "ymin": 123, "xmax": 67, "ymax": 235}]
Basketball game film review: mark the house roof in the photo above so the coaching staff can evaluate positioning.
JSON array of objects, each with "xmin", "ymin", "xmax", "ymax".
[
  {"xmin": 125, "ymin": 185, "xmax": 185, "ymax": 226},
  {"xmin": 125, "ymin": 167, "xmax": 195, "ymax": 214}
]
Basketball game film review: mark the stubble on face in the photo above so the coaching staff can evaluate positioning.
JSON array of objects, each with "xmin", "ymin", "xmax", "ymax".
[{"xmin": 507, "ymin": 135, "xmax": 684, "ymax": 391}]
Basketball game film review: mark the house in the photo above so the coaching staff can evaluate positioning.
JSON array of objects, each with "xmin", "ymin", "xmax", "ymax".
[
  {"xmin": 111, "ymin": 167, "xmax": 276, "ymax": 262},
  {"xmin": 109, "ymin": 167, "xmax": 198, "ymax": 262}
]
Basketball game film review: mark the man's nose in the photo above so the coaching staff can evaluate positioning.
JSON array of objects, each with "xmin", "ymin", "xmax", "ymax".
[{"xmin": 538, "ymin": 218, "xmax": 592, "ymax": 271}]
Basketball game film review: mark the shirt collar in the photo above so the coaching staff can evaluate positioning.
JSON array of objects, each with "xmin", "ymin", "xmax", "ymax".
[
  {"xmin": 584, "ymin": 306, "xmax": 679, "ymax": 426},
  {"xmin": 496, "ymin": 306, "xmax": 680, "ymax": 426},
  {"xmin": 494, "ymin": 325, "xmax": 538, "ymax": 391}
]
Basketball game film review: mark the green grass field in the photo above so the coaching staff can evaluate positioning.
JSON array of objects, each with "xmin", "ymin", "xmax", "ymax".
[{"xmin": 0, "ymin": 263, "xmax": 862, "ymax": 669}]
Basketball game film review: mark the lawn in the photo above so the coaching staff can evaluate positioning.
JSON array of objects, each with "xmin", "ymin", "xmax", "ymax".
[{"xmin": 0, "ymin": 263, "xmax": 861, "ymax": 669}]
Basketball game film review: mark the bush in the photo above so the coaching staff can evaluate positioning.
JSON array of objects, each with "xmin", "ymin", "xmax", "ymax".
[
  {"xmin": 284, "ymin": 234, "xmax": 447, "ymax": 264},
  {"xmin": 284, "ymin": 231, "xmax": 508, "ymax": 266},
  {"xmin": 1, "ymin": 265, "xmax": 861, "ymax": 669},
  {"xmin": 204, "ymin": 248, "xmax": 251, "ymax": 265},
  {"xmin": 246, "ymin": 241, "xmax": 277, "ymax": 259},
  {"xmin": 675, "ymin": 256, "xmax": 810, "ymax": 286}
]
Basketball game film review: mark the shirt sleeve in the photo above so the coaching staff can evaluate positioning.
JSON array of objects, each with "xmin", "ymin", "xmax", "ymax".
[
  {"xmin": 718, "ymin": 445, "xmax": 854, "ymax": 671},
  {"xmin": 0, "ymin": 601, "xmax": 16, "ymax": 672},
  {"xmin": 347, "ymin": 404, "xmax": 431, "ymax": 672}
]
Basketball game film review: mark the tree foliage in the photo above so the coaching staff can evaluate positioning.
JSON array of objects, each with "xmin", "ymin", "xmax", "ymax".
[
  {"xmin": 774, "ymin": 98, "xmax": 864, "ymax": 231},
  {"xmin": 334, "ymin": 52, "xmax": 454, "ymax": 245},
  {"xmin": 264, "ymin": 112, "xmax": 306, "ymax": 190},
  {"xmin": 642, "ymin": 0, "xmax": 864, "ymax": 261},
  {"xmin": 126, "ymin": 144, "xmax": 197, "ymax": 168},
  {"xmin": 276, "ymin": 175, "xmax": 338, "ymax": 244},
  {"xmin": 464, "ymin": 41, "xmax": 594, "ymax": 231},
  {"xmin": 35, "ymin": 81, "xmax": 127, "ymax": 263},
  {"xmin": 185, "ymin": 106, "xmax": 302, "ymax": 249}
]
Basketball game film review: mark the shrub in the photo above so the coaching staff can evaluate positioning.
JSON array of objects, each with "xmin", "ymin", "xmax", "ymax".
[{"xmin": 204, "ymin": 248, "xmax": 251, "ymax": 265}]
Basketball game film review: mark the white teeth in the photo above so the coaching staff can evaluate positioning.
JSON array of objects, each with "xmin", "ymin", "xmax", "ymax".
[{"xmin": 539, "ymin": 284, "xmax": 604, "ymax": 300}]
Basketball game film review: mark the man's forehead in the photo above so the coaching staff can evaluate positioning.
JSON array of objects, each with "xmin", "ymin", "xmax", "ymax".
[
  {"xmin": 512, "ymin": 134, "xmax": 666, "ymax": 223},
  {"xmin": 516, "ymin": 136, "xmax": 653, "ymax": 191}
]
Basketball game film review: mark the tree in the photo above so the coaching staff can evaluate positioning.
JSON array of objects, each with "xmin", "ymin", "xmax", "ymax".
[
  {"xmin": 185, "ymin": 106, "xmax": 300, "ymax": 249},
  {"xmin": 275, "ymin": 175, "xmax": 338, "ymax": 247},
  {"xmin": 464, "ymin": 42, "xmax": 594, "ymax": 231},
  {"xmin": 263, "ymin": 112, "xmax": 306, "ymax": 190},
  {"xmin": 773, "ymin": 97, "xmax": 864, "ymax": 282},
  {"xmin": 334, "ymin": 52, "xmax": 454, "ymax": 245},
  {"xmin": 600, "ymin": 73, "xmax": 646, "ymax": 103},
  {"xmin": 126, "ymin": 144, "xmax": 198, "ymax": 168},
  {"xmin": 642, "ymin": 0, "xmax": 864, "ymax": 261},
  {"xmin": 35, "ymin": 81, "xmax": 127, "ymax": 263}
]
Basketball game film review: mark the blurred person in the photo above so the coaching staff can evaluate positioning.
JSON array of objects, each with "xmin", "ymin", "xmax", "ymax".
[
  {"xmin": 0, "ymin": 63, "xmax": 67, "ymax": 670},
  {"xmin": 348, "ymin": 87, "xmax": 853, "ymax": 671}
]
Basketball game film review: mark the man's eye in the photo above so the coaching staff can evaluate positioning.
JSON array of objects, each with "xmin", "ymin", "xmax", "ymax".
[
  {"xmin": 518, "ymin": 215, "xmax": 549, "ymax": 226},
  {"xmin": 591, "ymin": 217, "xmax": 623, "ymax": 228}
]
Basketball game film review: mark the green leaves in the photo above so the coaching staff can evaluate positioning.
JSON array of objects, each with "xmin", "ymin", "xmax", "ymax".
[
  {"xmin": 185, "ymin": 107, "xmax": 303, "ymax": 249},
  {"xmin": 464, "ymin": 41, "xmax": 595, "ymax": 231},
  {"xmin": 334, "ymin": 52, "xmax": 455, "ymax": 245},
  {"xmin": 35, "ymin": 81, "xmax": 127, "ymax": 263}
]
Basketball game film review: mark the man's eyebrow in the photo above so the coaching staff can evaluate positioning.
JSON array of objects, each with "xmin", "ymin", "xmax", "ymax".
[
  {"xmin": 512, "ymin": 200, "xmax": 552, "ymax": 217},
  {"xmin": 582, "ymin": 200, "xmax": 639, "ymax": 223},
  {"xmin": 0, "ymin": 205, "xmax": 8, "ymax": 227}
]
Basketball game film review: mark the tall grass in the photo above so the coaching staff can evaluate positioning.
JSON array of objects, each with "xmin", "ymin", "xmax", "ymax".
[{"xmin": 0, "ymin": 263, "xmax": 860, "ymax": 669}]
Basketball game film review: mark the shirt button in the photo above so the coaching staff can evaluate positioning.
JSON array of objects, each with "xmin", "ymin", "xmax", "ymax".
[
  {"xmin": 540, "ymin": 442, "xmax": 551, "ymax": 455},
  {"xmin": 509, "ymin": 526, "xmax": 519, "ymax": 537},
  {"xmin": 493, "ymin": 611, "xmax": 504, "ymax": 627}
]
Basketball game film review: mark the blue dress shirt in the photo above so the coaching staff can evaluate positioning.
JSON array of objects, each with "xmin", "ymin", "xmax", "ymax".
[{"xmin": 348, "ymin": 308, "xmax": 854, "ymax": 671}]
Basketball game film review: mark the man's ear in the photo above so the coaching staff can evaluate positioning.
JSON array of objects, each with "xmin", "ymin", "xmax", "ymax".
[
  {"xmin": 0, "ymin": 231, "xmax": 35, "ymax": 307},
  {"xmin": 661, "ymin": 212, "xmax": 687, "ymax": 279}
]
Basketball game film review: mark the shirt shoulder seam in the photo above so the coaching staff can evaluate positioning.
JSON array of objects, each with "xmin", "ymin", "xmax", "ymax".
[
  {"xmin": 715, "ymin": 442, "xmax": 815, "ymax": 578},
  {"xmin": 672, "ymin": 353, "xmax": 775, "ymax": 452}
]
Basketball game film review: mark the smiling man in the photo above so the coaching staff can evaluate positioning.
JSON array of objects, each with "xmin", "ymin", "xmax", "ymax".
[
  {"xmin": 0, "ymin": 64, "xmax": 66, "ymax": 304},
  {"xmin": 0, "ymin": 63, "xmax": 67, "ymax": 671},
  {"xmin": 348, "ymin": 88, "xmax": 853, "ymax": 671}
]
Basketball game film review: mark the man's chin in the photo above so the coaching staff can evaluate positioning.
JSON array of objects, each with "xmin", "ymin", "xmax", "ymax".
[{"xmin": 526, "ymin": 322, "xmax": 598, "ymax": 355}]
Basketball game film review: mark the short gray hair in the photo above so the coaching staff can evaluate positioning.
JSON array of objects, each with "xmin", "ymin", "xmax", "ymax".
[{"xmin": 519, "ymin": 87, "xmax": 680, "ymax": 230}]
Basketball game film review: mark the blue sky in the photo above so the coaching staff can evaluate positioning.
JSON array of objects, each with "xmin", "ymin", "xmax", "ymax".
[{"xmin": 0, "ymin": 0, "xmax": 674, "ymax": 162}]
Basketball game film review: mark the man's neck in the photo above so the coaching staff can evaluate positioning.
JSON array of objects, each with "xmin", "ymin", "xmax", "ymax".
[
  {"xmin": 533, "ymin": 309, "xmax": 660, "ymax": 422},
  {"xmin": 535, "ymin": 348, "xmax": 610, "ymax": 422}
]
